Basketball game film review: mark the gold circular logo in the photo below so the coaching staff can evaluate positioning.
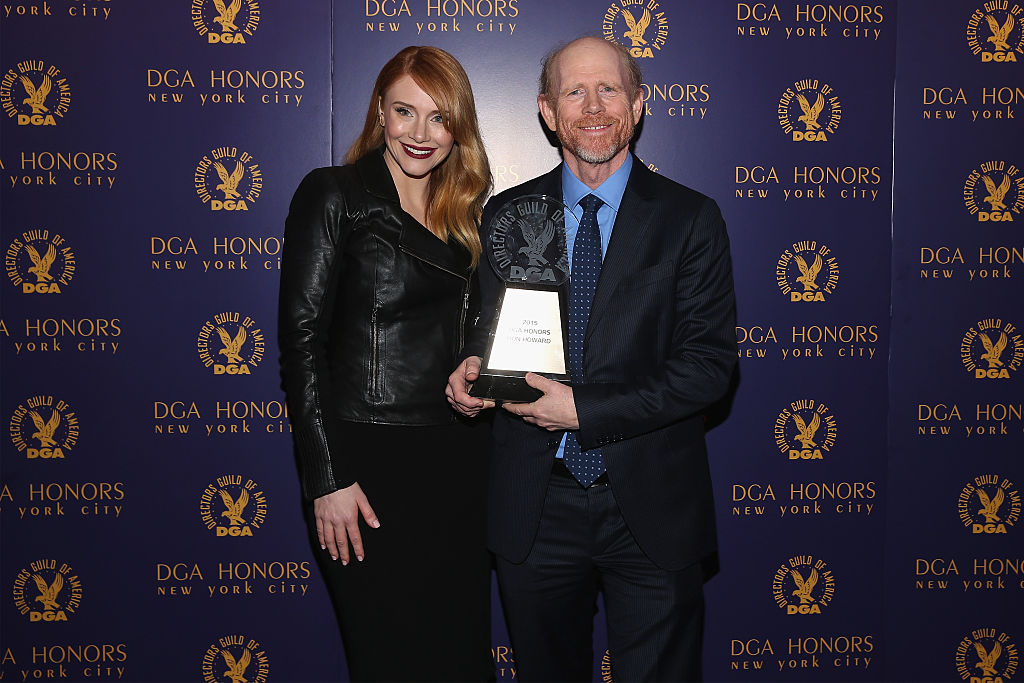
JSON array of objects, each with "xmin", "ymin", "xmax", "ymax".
[
  {"xmin": 197, "ymin": 312, "xmax": 265, "ymax": 375},
  {"xmin": 961, "ymin": 318, "xmax": 1023, "ymax": 380},
  {"xmin": 602, "ymin": 1, "xmax": 670, "ymax": 59},
  {"xmin": 967, "ymin": 5, "xmax": 1024, "ymax": 62},
  {"xmin": 776, "ymin": 241, "xmax": 839, "ymax": 302},
  {"xmin": 6, "ymin": 229, "xmax": 76, "ymax": 294},
  {"xmin": 200, "ymin": 475, "xmax": 268, "ymax": 537},
  {"xmin": 192, "ymin": 0, "xmax": 261, "ymax": 43},
  {"xmin": 955, "ymin": 629, "xmax": 1018, "ymax": 682},
  {"xmin": 1, "ymin": 60, "xmax": 71, "ymax": 126},
  {"xmin": 12, "ymin": 560, "xmax": 83, "ymax": 622},
  {"xmin": 202, "ymin": 635, "xmax": 270, "ymax": 683},
  {"xmin": 778, "ymin": 79, "xmax": 841, "ymax": 141},
  {"xmin": 194, "ymin": 147, "xmax": 263, "ymax": 212},
  {"xmin": 772, "ymin": 555, "xmax": 835, "ymax": 614},
  {"xmin": 774, "ymin": 399, "xmax": 837, "ymax": 460},
  {"xmin": 959, "ymin": 475, "xmax": 1021, "ymax": 535},
  {"xmin": 8, "ymin": 395, "xmax": 80, "ymax": 460},
  {"xmin": 964, "ymin": 161, "xmax": 1024, "ymax": 222}
]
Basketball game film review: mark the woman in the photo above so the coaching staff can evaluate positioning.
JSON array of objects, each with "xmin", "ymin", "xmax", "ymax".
[{"xmin": 278, "ymin": 46, "xmax": 492, "ymax": 681}]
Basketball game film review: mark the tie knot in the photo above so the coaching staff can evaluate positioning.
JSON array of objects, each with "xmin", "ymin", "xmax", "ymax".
[{"xmin": 580, "ymin": 194, "xmax": 602, "ymax": 215}]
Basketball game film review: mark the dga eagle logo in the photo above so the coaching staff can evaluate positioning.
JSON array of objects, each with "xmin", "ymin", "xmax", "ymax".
[
  {"xmin": 964, "ymin": 162, "xmax": 1024, "ymax": 222},
  {"xmin": 959, "ymin": 475, "xmax": 1021, "ymax": 535},
  {"xmin": 602, "ymin": 0, "xmax": 670, "ymax": 59},
  {"xmin": 1, "ymin": 60, "xmax": 71, "ymax": 126},
  {"xmin": 967, "ymin": 5, "xmax": 1024, "ymax": 62},
  {"xmin": 777, "ymin": 241, "xmax": 839, "ymax": 302},
  {"xmin": 197, "ymin": 312, "xmax": 265, "ymax": 375},
  {"xmin": 202, "ymin": 635, "xmax": 270, "ymax": 683},
  {"xmin": 8, "ymin": 395, "xmax": 79, "ymax": 460},
  {"xmin": 772, "ymin": 555, "xmax": 835, "ymax": 614},
  {"xmin": 194, "ymin": 147, "xmax": 263, "ymax": 212},
  {"xmin": 961, "ymin": 318, "xmax": 1024, "ymax": 379},
  {"xmin": 775, "ymin": 399, "xmax": 838, "ymax": 460},
  {"xmin": 200, "ymin": 475, "xmax": 268, "ymax": 537},
  {"xmin": 489, "ymin": 195, "xmax": 569, "ymax": 284},
  {"xmin": 518, "ymin": 215, "xmax": 556, "ymax": 267},
  {"xmin": 6, "ymin": 230, "xmax": 76, "ymax": 294},
  {"xmin": 192, "ymin": 0, "xmax": 261, "ymax": 44},
  {"xmin": 12, "ymin": 560, "xmax": 83, "ymax": 622},
  {"xmin": 955, "ymin": 629, "xmax": 1019, "ymax": 683},
  {"xmin": 778, "ymin": 79, "xmax": 841, "ymax": 142}
]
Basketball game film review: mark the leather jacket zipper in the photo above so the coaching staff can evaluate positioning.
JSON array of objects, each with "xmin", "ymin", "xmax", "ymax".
[
  {"xmin": 460, "ymin": 288, "xmax": 470, "ymax": 352},
  {"xmin": 399, "ymin": 246, "xmax": 470, "ymax": 351},
  {"xmin": 369, "ymin": 303, "xmax": 382, "ymax": 401}
]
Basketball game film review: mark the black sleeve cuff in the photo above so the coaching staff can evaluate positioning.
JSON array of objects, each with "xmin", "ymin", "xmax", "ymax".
[{"xmin": 292, "ymin": 420, "xmax": 355, "ymax": 500}]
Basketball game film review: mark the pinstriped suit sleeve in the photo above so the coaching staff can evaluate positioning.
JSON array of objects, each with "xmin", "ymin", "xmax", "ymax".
[{"xmin": 572, "ymin": 196, "xmax": 737, "ymax": 451}]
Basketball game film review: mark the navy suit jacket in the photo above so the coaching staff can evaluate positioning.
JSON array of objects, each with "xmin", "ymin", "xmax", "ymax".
[{"xmin": 465, "ymin": 157, "xmax": 737, "ymax": 571}]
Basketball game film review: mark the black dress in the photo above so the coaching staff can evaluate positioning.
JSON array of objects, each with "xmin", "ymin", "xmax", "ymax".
[
  {"xmin": 305, "ymin": 419, "xmax": 491, "ymax": 682},
  {"xmin": 280, "ymin": 151, "xmax": 492, "ymax": 681}
]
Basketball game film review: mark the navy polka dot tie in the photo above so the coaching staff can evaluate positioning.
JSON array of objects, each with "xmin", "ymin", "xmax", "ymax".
[{"xmin": 564, "ymin": 194, "xmax": 605, "ymax": 487}]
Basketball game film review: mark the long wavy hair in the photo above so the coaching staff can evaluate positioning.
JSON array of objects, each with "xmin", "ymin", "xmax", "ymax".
[{"xmin": 348, "ymin": 46, "xmax": 491, "ymax": 267}]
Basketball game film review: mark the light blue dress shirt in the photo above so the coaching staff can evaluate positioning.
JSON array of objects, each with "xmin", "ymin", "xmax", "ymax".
[{"xmin": 555, "ymin": 154, "xmax": 633, "ymax": 460}]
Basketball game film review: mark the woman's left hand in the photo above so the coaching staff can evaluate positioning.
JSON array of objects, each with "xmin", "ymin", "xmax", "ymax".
[{"xmin": 313, "ymin": 483, "xmax": 380, "ymax": 564}]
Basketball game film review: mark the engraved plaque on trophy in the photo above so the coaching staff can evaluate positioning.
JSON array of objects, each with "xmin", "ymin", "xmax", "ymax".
[{"xmin": 470, "ymin": 194, "xmax": 571, "ymax": 402}]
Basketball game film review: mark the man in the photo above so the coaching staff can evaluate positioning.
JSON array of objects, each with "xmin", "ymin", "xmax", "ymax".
[{"xmin": 448, "ymin": 36, "xmax": 736, "ymax": 682}]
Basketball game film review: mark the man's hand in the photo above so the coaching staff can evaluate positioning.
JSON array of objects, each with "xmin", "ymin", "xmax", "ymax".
[
  {"xmin": 446, "ymin": 355, "xmax": 495, "ymax": 416},
  {"xmin": 313, "ymin": 483, "xmax": 380, "ymax": 564},
  {"xmin": 503, "ymin": 372, "xmax": 579, "ymax": 430}
]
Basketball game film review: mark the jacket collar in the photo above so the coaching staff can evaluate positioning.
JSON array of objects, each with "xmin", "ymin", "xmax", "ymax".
[
  {"xmin": 531, "ymin": 164, "xmax": 563, "ymax": 198},
  {"xmin": 531, "ymin": 153, "xmax": 654, "ymax": 203},
  {"xmin": 354, "ymin": 146, "xmax": 402, "ymax": 203},
  {"xmin": 355, "ymin": 147, "xmax": 472, "ymax": 277}
]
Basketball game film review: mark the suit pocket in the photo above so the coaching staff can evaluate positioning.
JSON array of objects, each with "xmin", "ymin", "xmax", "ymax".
[{"xmin": 617, "ymin": 260, "xmax": 674, "ymax": 293}]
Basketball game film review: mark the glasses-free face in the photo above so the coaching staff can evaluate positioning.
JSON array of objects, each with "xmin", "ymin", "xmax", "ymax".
[
  {"xmin": 539, "ymin": 39, "xmax": 642, "ymax": 168},
  {"xmin": 380, "ymin": 74, "xmax": 455, "ymax": 181}
]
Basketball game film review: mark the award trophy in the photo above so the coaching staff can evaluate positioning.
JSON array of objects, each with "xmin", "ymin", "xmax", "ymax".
[{"xmin": 470, "ymin": 195, "xmax": 571, "ymax": 402}]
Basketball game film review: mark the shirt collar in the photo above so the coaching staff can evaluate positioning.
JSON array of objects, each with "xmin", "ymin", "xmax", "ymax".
[{"xmin": 561, "ymin": 153, "xmax": 632, "ymax": 213}]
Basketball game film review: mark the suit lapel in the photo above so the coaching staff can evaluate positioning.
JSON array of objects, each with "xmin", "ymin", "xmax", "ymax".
[{"xmin": 586, "ymin": 162, "xmax": 654, "ymax": 339}]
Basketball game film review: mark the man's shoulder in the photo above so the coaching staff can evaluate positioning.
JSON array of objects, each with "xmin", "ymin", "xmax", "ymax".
[
  {"xmin": 629, "ymin": 161, "xmax": 713, "ymax": 208},
  {"xmin": 485, "ymin": 166, "xmax": 561, "ymax": 209},
  {"xmin": 484, "ymin": 160, "xmax": 719, "ymax": 213}
]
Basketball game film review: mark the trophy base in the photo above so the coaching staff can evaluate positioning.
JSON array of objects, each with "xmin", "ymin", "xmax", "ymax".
[{"xmin": 470, "ymin": 372, "xmax": 568, "ymax": 403}]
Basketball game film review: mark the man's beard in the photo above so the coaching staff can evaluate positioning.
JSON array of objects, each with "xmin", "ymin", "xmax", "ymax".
[{"xmin": 556, "ymin": 114, "xmax": 635, "ymax": 164}]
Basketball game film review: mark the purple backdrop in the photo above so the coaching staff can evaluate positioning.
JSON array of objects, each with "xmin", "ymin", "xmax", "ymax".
[{"xmin": 1, "ymin": 1, "xmax": 1020, "ymax": 681}]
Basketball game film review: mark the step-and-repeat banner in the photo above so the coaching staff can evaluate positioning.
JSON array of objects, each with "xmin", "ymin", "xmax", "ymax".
[
  {"xmin": 1, "ymin": 1, "xmax": 1020, "ymax": 681},
  {"xmin": 885, "ymin": 3, "xmax": 1023, "ymax": 682}
]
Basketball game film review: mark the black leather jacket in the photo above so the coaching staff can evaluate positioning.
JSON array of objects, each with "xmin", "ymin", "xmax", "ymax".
[{"xmin": 279, "ymin": 149, "xmax": 473, "ymax": 500}]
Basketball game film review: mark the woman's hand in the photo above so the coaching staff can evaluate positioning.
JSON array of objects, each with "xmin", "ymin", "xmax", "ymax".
[{"xmin": 313, "ymin": 483, "xmax": 380, "ymax": 564}]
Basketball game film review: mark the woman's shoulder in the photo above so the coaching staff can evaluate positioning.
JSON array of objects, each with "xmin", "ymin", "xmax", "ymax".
[
  {"xmin": 297, "ymin": 163, "xmax": 357, "ymax": 192},
  {"xmin": 291, "ymin": 151, "xmax": 396, "ymax": 215},
  {"xmin": 289, "ymin": 164, "xmax": 363, "ymax": 209}
]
